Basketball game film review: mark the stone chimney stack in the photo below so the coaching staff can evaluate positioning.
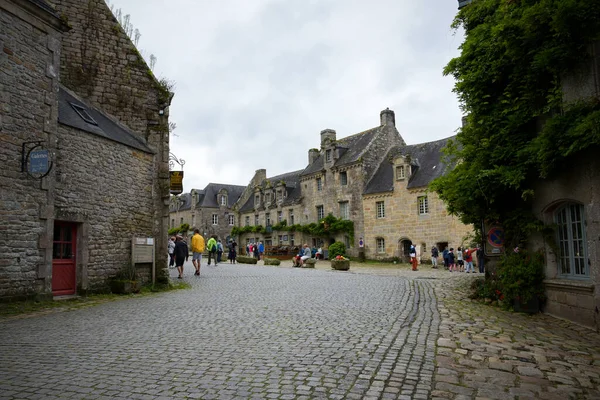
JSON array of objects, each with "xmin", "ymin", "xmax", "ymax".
[
  {"xmin": 380, "ymin": 108, "xmax": 395, "ymax": 127},
  {"xmin": 253, "ymin": 169, "xmax": 266, "ymax": 186},
  {"xmin": 320, "ymin": 129, "xmax": 337, "ymax": 147},
  {"xmin": 308, "ymin": 149, "xmax": 319, "ymax": 165}
]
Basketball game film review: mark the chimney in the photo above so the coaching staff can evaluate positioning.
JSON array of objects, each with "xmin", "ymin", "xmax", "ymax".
[
  {"xmin": 320, "ymin": 129, "xmax": 336, "ymax": 148},
  {"xmin": 253, "ymin": 169, "xmax": 266, "ymax": 186},
  {"xmin": 308, "ymin": 149, "xmax": 319, "ymax": 164},
  {"xmin": 380, "ymin": 108, "xmax": 395, "ymax": 127}
]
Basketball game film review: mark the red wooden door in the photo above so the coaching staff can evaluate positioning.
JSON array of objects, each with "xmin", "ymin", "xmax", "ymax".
[{"xmin": 52, "ymin": 222, "xmax": 77, "ymax": 296}]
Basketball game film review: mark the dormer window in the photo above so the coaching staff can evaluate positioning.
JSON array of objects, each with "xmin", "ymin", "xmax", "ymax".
[
  {"xmin": 396, "ymin": 165, "xmax": 405, "ymax": 180},
  {"xmin": 221, "ymin": 195, "xmax": 227, "ymax": 206},
  {"xmin": 325, "ymin": 149, "xmax": 332, "ymax": 162},
  {"xmin": 265, "ymin": 192, "xmax": 271, "ymax": 204},
  {"xmin": 254, "ymin": 194, "xmax": 260, "ymax": 206}
]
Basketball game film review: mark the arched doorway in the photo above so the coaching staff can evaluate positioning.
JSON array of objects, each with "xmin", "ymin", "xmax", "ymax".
[{"xmin": 398, "ymin": 238, "xmax": 412, "ymax": 263}]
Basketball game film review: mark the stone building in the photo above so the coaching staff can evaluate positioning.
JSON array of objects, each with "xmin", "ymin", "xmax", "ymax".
[
  {"xmin": 0, "ymin": 0, "xmax": 172, "ymax": 300},
  {"xmin": 233, "ymin": 109, "xmax": 473, "ymax": 258},
  {"xmin": 169, "ymin": 183, "xmax": 245, "ymax": 242},
  {"xmin": 363, "ymin": 138, "xmax": 473, "ymax": 261}
]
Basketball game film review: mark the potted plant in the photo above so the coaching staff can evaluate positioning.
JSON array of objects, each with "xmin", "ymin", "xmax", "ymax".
[
  {"xmin": 331, "ymin": 255, "xmax": 350, "ymax": 271},
  {"xmin": 497, "ymin": 249, "xmax": 545, "ymax": 313},
  {"xmin": 109, "ymin": 264, "xmax": 140, "ymax": 294}
]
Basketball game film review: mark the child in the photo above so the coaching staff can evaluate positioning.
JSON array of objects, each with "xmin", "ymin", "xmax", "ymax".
[
  {"xmin": 448, "ymin": 248, "xmax": 456, "ymax": 272},
  {"xmin": 457, "ymin": 247, "xmax": 464, "ymax": 272}
]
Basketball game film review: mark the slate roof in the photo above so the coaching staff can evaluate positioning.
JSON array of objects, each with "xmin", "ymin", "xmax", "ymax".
[
  {"xmin": 198, "ymin": 183, "xmax": 246, "ymax": 208},
  {"xmin": 364, "ymin": 136, "xmax": 455, "ymax": 194},
  {"xmin": 238, "ymin": 169, "xmax": 304, "ymax": 213},
  {"xmin": 58, "ymin": 87, "xmax": 153, "ymax": 153},
  {"xmin": 300, "ymin": 127, "xmax": 379, "ymax": 176},
  {"xmin": 173, "ymin": 193, "xmax": 193, "ymax": 211},
  {"xmin": 28, "ymin": 0, "xmax": 60, "ymax": 17}
]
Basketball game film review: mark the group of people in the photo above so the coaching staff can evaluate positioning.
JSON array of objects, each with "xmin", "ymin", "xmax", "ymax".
[
  {"xmin": 167, "ymin": 229, "xmax": 239, "ymax": 278},
  {"xmin": 434, "ymin": 245, "xmax": 484, "ymax": 273},
  {"xmin": 245, "ymin": 242, "xmax": 265, "ymax": 259}
]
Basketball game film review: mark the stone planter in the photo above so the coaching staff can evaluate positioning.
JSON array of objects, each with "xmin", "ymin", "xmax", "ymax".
[
  {"xmin": 331, "ymin": 260, "xmax": 350, "ymax": 271},
  {"xmin": 302, "ymin": 258, "xmax": 316, "ymax": 268},
  {"xmin": 109, "ymin": 279, "xmax": 139, "ymax": 294}
]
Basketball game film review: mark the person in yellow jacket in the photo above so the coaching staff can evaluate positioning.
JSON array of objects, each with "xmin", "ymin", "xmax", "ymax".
[{"xmin": 191, "ymin": 228, "xmax": 205, "ymax": 276}]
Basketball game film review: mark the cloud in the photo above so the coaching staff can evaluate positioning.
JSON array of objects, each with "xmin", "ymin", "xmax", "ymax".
[{"xmin": 112, "ymin": 0, "xmax": 464, "ymax": 187}]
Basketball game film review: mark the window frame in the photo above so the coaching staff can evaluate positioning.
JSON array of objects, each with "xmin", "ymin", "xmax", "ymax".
[
  {"xmin": 396, "ymin": 165, "xmax": 405, "ymax": 180},
  {"xmin": 228, "ymin": 215, "xmax": 235, "ymax": 226},
  {"xmin": 325, "ymin": 149, "xmax": 332, "ymax": 162},
  {"xmin": 376, "ymin": 238, "xmax": 385, "ymax": 253},
  {"xmin": 555, "ymin": 203, "xmax": 589, "ymax": 279},
  {"xmin": 418, "ymin": 196, "xmax": 429, "ymax": 215},
  {"xmin": 245, "ymin": 216, "xmax": 250, "ymax": 227},
  {"xmin": 316, "ymin": 177, "xmax": 322, "ymax": 191},
  {"xmin": 212, "ymin": 214, "xmax": 218, "ymax": 225},
  {"xmin": 221, "ymin": 195, "xmax": 227, "ymax": 206},
  {"xmin": 376, "ymin": 201, "xmax": 385, "ymax": 219},
  {"xmin": 340, "ymin": 171, "xmax": 348, "ymax": 186},
  {"xmin": 339, "ymin": 201, "xmax": 349, "ymax": 220},
  {"xmin": 316, "ymin": 205, "xmax": 324, "ymax": 220}
]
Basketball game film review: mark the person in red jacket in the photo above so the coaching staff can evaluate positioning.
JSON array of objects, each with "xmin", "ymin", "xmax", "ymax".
[{"xmin": 463, "ymin": 247, "xmax": 476, "ymax": 273}]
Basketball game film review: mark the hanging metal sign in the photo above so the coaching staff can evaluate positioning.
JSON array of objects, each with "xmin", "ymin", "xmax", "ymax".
[
  {"xmin": 170, "ymin": 171, "xmax": 184, "ymax": 195},
  {"xmin": 21, "ymin": 141, "xmax": 53, "ymax": 179}
]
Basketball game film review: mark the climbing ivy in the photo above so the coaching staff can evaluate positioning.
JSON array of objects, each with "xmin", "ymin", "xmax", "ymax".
[{"xmin": 431, "ymin": 0, "xmax": 600, "ymax": 247}]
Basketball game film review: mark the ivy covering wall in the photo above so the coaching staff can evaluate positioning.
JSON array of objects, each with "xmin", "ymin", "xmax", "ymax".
[{"xmin": 431, "ymin": 0, "xmax": 600, "ymax": 246}]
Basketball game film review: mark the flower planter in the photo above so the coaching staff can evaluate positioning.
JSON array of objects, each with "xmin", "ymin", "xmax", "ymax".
[{"xmin": 331, "ymin": 260, "xmax": 350, "ymax": 271}]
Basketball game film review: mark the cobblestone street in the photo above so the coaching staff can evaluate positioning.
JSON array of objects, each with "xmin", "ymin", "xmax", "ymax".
[{"xmin": 1, "ymin": 261, "xmax": 599, "ymax": 399}]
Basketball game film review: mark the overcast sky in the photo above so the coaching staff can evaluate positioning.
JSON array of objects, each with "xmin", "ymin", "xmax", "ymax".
[{"xmin": 111, "ymin": 0, "xmax": 464, "ymax": 190}]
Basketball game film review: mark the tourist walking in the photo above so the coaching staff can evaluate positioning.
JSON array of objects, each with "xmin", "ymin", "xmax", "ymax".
[
  {"xmin": 431, "ymin": 246, "xmax": 439, "ymax": 268},
  {"xmin": 173, "ymin": 235, "xmax": 189, "ymax": 279},
  {"xmin": 258, "ymin": 241, "xmax": 264, "ymax": 260},
  {"xmin": 228, "ymin": 239, "xmax": 237, "ymax": 264},
  {"xmin": 448, "ymin": 248, "xmax": 456, "ymax": 272},
  {"xmin": 457, "ymin": 247, "xmax": 464, "ymax": 272},
  {"xmin": 463, "ymin": 247, "xmax": 476, "ymax": 273},
  {"xmin": 443, "ymin": 247, "xmax": 449, "ymax": 270},
  {"xmin": 216, "ymin": 239, "xmax": 223, "ymax": 263},
  {"xmin": 409, "ymin": 244, "xmax": 418, "ymax": 271},
  {"xmin": 168, "ymin": 236, "xmax": 176, "ymax": 268},
  {"xmin": 476, "ymin": 244, "xmax": 485, "ymax": 273},
  {"xmin": 191, "ymin": 229, "xmax": 205, "ymax": 276},
  {"xmin": 207, "ymin": 236, "xmax": 218, "ymax": 266},
  {"xmin": 253, "ymin": 242, "xmax": 259, "ymax": 259}
]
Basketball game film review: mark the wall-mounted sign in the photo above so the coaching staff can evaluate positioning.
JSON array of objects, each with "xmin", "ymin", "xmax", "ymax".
[
  {"xmin": 170, "ymin": 171, "xmax": 183, "ymax": 195},
  {"xmin": 485, "ymin": 222, "xmax": 505, "ymax": 256},
  {"xmin": 22, "ymin": 141, "xmax": 53, "ymax": 179}
]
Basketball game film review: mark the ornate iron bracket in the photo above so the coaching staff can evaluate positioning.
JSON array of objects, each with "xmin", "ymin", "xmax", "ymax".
[{"xmin": 169, "ymin": 152, "xmax": 185, "ymax": 171}]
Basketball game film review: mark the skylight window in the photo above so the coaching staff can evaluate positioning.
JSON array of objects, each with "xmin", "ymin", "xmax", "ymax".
[{"xmin": 70, "ymin": 102, "xmax": 97, "ymax": 125}]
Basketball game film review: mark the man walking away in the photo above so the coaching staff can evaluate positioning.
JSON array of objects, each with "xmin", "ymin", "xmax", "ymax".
[
  {"xmin": 410, "ymin": 244, "xmax": 418, "ymax": 271},
  {"xmin": 216, "ymin": 239, "xmax": 223, "ymax": 263},
  {"xmin": 476, "ymin": 244, "xmax": 485, "ymax": 273},
  {"xmin": 168, "ymin": 236, "xmax": 176, "ymax": 268},
  {"xmin": 431, "ymin": 246, "xmax": 439, "ymax": 269},
  {"xmin": 207, "ymin": 236, "xmax": 218, "ymax": 266},
  {"xmin": 173, "ymin": 235, "xmax": 188, "ymax": 279},
  {"xmin": 191, "ymin": 229, "xmax": 205, "ymax": 276}
]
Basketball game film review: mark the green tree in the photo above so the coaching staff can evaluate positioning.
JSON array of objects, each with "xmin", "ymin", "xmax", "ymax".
[{"xmin": 431, "ymin": 0, "xmax": 600, "ymax": 247}]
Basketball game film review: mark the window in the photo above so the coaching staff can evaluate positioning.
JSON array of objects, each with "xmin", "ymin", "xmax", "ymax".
[
  {"xmin": 418, "ymin": 196, "xmax": 429, "ymax": 215},
  {"xmin": 290, "ymin": 234, "xmax": 295, "ymax": 246},
  {"xmin": 255, "ymin": 214, "xmax": 259, "ymax": 225},
  {"xmin": 317, "ymin": 205, "xmax": 324, "ymax": 220},
  {"xmin": 340, "ymin": 171, "xmax": 347, "ymax": 186},
  {"xmin": 245, "ymin": 216, "xmax": 250, "ymax": 227},
  {"xmin": 70, "ymin": 102, "xmax": 98, "ymax": 125},
  {"xmin": 289, "ymin": 209, "xmax": 295, "ymax": 225},
  {"xmin": 221, "ymin": 195, "xmax": 227, "ymax": 206},
  {"xmin": 171, "ymin": 219, "xmax": 174, "ymax": 228},
  {"xmin": 556, "ymin": 203, "xmax": 588, "ymax": 278},
  {"xmin": 276, "ymin": 190, "xmax": 282, "ymax": 202},
  {"xmin": 396, "ymin": 165, "xmax": 405, "ymax": 180},
  {"xmin": 339, "ymin": 201, "xmax": 349, "ymax": 220},
  {"xmin": 180, "ymin": 217, "xmax": 184, "ymax": 225},
  {"xmin": 376, "ymin": 201, "xmax": 385, "ymax": 218},
  {"xmin": 265, "ymin": 192, "xmax": 271, "ymax": 204},
  {"xmin": 376, "ymin": 238, "xmax": 385, "ymax": 253},
  {"xmin": 278, "ymin": 235, "xmax": 283, "ymax": 244},
  {"xmin": 277, "ymin": 211, "xmax": 283, "ymax": 223},
  {"xmin": 266, "ymin": 213, "xmax": 271, "ymax": 226},
  {"xmin": 344, "ymin": 235, "xmax": 350, "ymax": 249},
  {"xmin": 316, "ymin": 177, "xmax": 322, "ymax": 191},
  {"xmin": 326, "ymin": 149, "xmax": 332, "ymax": 162},
  {"xmin": 228, "ymin": 215, "xmax": 235, "ymax": 225},
  {"xmin": 212, "ymin": 214, "xmax": 218, "ymax": 225},
  {"xmin": 255, "ymin": 194, "xmax": 260, "ymax": 206}
]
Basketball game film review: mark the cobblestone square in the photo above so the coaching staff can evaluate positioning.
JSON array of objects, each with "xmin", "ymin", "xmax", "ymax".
[{"xmin": 1, "ymin": 261, "xmax": 599, "ymax": 399}]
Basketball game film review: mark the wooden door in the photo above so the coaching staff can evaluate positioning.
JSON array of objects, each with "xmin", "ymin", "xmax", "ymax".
[{"xmin": 52, "ymin": 222, "xmax": 77, "ymax": 296}]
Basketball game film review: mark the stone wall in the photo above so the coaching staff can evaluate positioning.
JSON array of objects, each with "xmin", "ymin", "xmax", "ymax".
[
  {"xmin": 530, "ymin": 149, "xmax": 600, "ymax": 330},
  {"xmin": 0, "ymin": 1, "xmax": 63, "ymax": 300},
  {"xmin": 51, "ymin": 0, "xmax": 171, "ymax": 277},
  {"xmin": 53, "ymin": 124, "xmax": 156, "ymax": 291},
  {"xmin": 363, "ymin": 186, "xmax": 474, "ymax": 261}
]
